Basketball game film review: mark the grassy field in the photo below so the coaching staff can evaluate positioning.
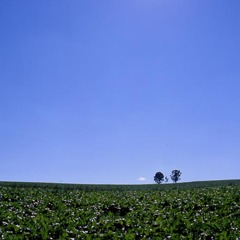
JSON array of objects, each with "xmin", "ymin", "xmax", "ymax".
[
  {"xmin": 0, "ymin": 180, "xmax": 240, "ymax": 239},
  {"xmin": 1, "ymin": 179, "xmax": 240, "ymax": 191}
]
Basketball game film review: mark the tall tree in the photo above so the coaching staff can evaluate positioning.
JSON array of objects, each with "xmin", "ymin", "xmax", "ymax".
[
  {"xmin": 170, "ymin": 170, "xmax": 182, "ymax": 183},
  {"xmin": 154, "ymin": 172, "xmax": 164, "ymax": 184}
]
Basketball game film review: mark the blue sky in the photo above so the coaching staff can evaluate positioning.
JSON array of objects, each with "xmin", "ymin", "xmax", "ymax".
[{"xmin": 1, "ymin": 0, "xmax": 240, "ymax": 184}]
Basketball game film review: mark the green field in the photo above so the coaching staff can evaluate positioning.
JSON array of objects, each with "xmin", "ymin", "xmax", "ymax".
[{"xmin": 1, "ymin": 180, "xmax": 240, "ymax": 239}]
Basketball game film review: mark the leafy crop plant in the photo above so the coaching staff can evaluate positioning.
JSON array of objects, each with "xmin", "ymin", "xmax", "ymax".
[{"xmin": 0, "ymin": 184, "xmax": 240, "ymax": 238}]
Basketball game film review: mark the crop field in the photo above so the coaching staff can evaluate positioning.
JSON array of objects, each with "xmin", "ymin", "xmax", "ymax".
[{"xmin": 1, "ymin": 181, "xmax": 240, "ymax": 239}]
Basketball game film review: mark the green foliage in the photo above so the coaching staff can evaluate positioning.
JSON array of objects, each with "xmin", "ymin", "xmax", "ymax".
[
  {"xmin": 154, "ymin": 172, "xmax": 164, "ymax": 184},
  {"xmin": 1, "ymin": 179, "xmax": 240, "ymax": 190},
  {"xmin": 171, "ymin": 170, "xmax": 182, "ymax": 183},
  {"xmin": 0, "ymin": 182, "xmax": 240, "ymax": 238}
]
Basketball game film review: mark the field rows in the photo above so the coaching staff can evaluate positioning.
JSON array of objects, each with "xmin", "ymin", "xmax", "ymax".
[{"xmin": 0, "ymin": 185, "xmax": 240, "ymax": 239}]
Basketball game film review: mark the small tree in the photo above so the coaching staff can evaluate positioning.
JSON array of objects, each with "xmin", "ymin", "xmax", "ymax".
[
  {"xmin": 170, "ymin": 170, "xmax": 182, "ymax": 183},
  {"xmin": 164, "ymin": 176, "xmax": 169, "ymax": 183},
  {"xmin": 154, "ymin": 172, "xmax": 164, "ymax": 184}
]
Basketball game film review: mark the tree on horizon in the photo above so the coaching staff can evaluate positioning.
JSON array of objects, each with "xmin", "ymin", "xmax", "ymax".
[
  {"xmin": 170, "ymin": 170, "xmax": 182, "ymax": 183},
  {"xmin": 154, "ymin": 172, "xmax": 164, "ymax": 184}
]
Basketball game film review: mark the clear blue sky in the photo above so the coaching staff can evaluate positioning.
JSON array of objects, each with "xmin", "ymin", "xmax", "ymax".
[{"xmin": 1, "ymin": 0, "xmax": 240, "ymax": 184}]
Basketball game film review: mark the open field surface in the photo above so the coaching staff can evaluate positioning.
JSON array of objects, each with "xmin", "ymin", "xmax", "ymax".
[
  {"xmin": 1, "ymin": 179, "xmax": 240, "ymax": 191},
  {"xmin": 1, "ymin": 180, "xmax": 240, "ymax": 239}
]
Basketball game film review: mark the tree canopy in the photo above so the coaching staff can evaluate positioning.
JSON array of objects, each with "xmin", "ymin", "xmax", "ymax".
[
  {"xmin": 154, "ymin": 172, "xmax": 164, "ymax": 184},
  {"xmin": 170, "ymin": 170, "xmax": 182, "ymax": 183}
]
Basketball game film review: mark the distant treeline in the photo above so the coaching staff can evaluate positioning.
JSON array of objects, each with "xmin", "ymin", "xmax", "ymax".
[{"xmin": 1, "ymin": 179, "xmax": 240, "ymax": 191}]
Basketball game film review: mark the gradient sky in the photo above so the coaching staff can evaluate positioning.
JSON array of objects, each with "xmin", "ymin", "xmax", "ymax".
[{"xmin": 1, "ymin": 0, "xmax": 240, "ymax": 184}]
